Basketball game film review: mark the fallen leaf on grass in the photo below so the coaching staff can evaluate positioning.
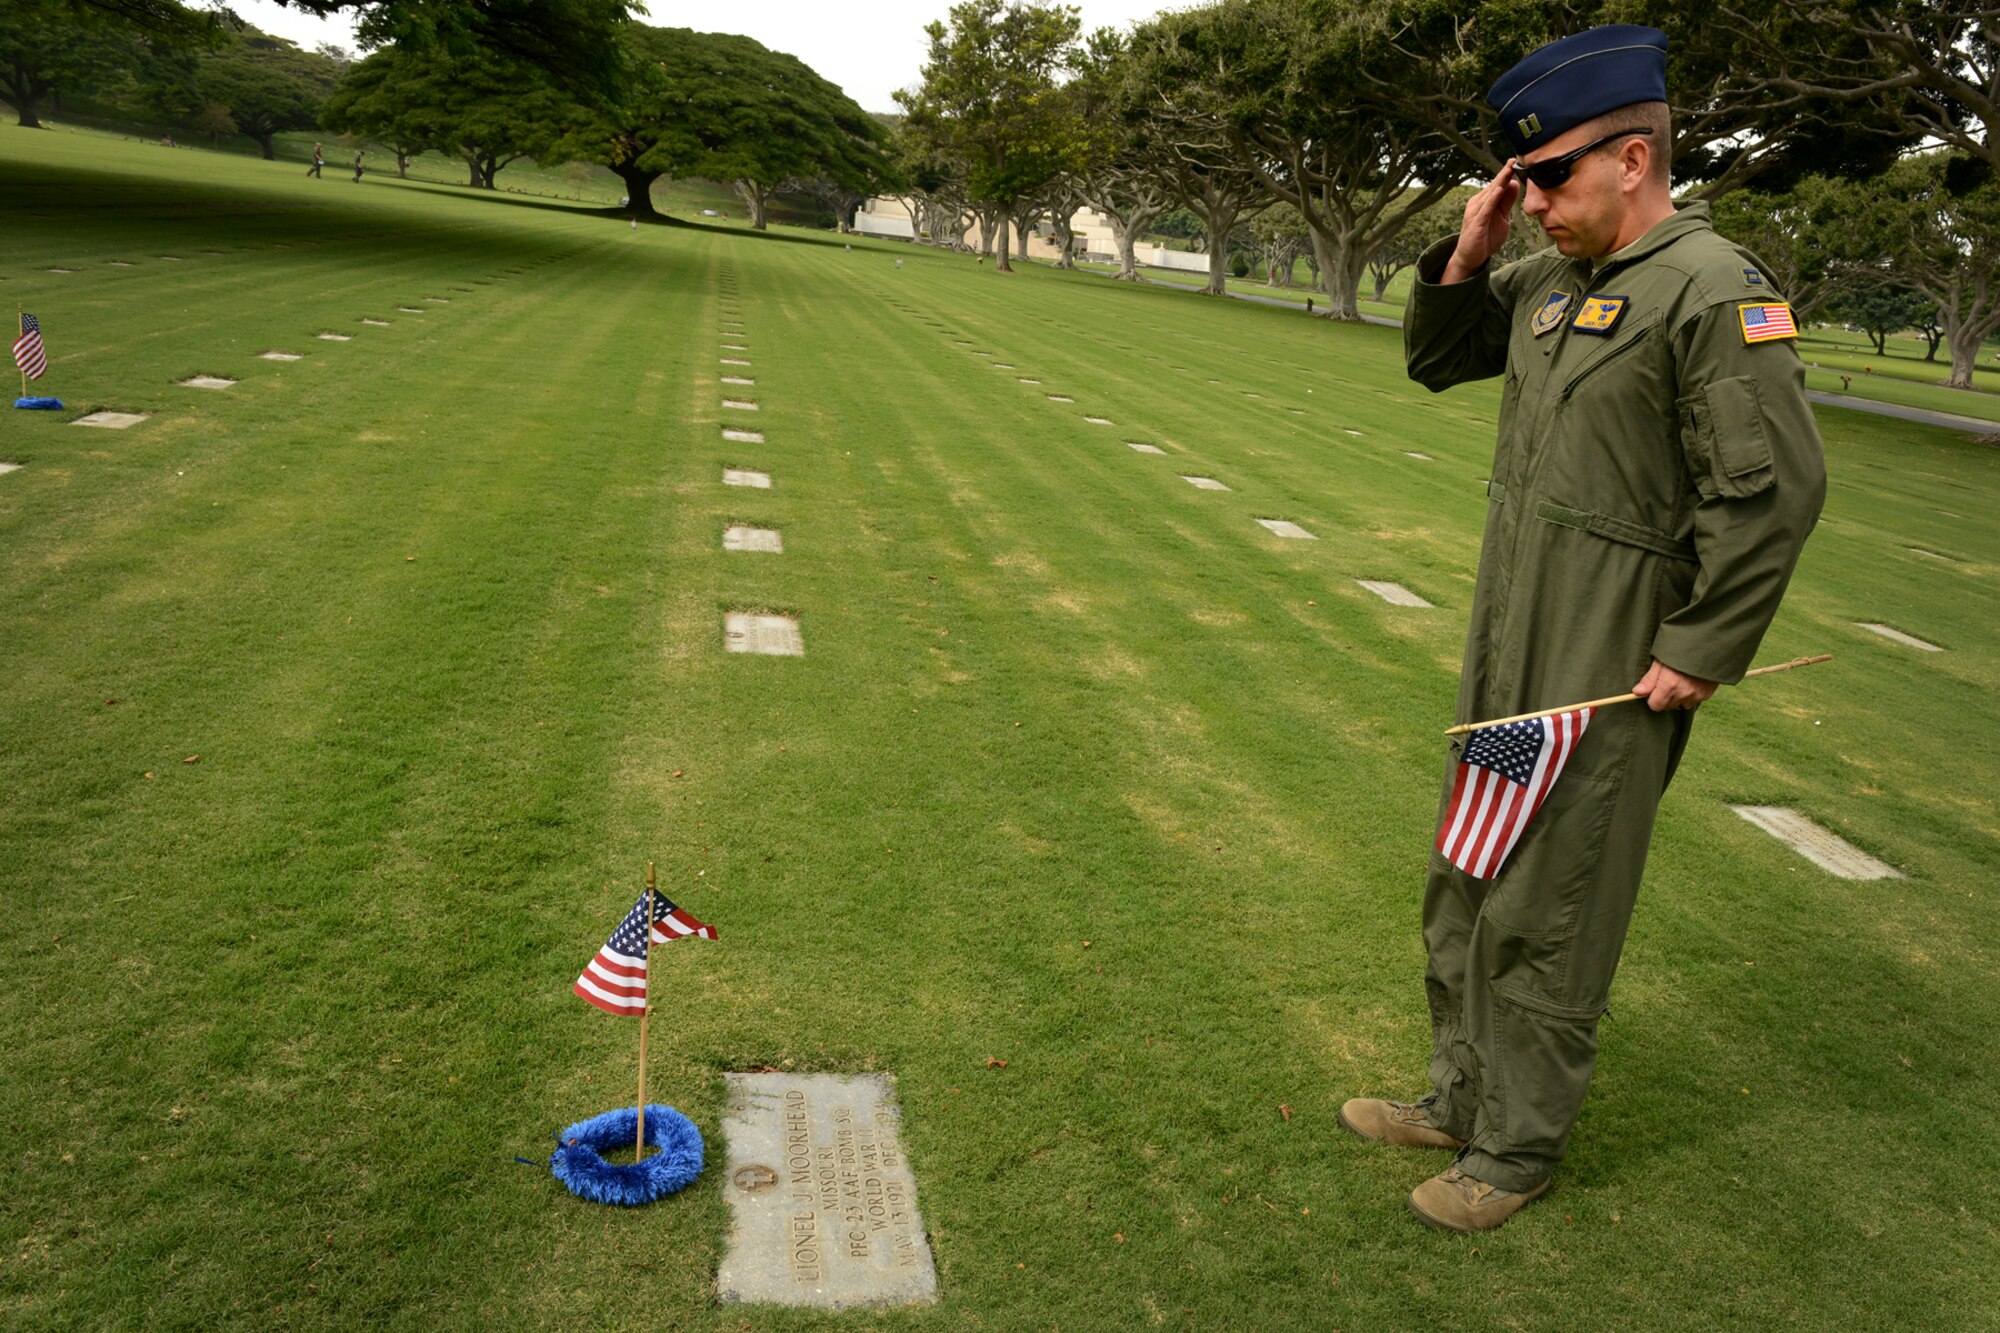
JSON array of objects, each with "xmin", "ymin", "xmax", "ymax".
[
  {"xmin": 143, "ymin": 772, "xmax": 154, "ymax": 779},
  {"xmin": 1113, "ymin": 1233, "xmax": 1125, "ymax": 1244},
  {"xmin": 182, "ymin": 755, "xmax": 199, "ymax": 764},
  {"xmin": 985, "ymin": 1057, "xmax": 1008, "ymax": 1069},
  {"xmin": 1279, "ymin": 1104, "xmax": 1293, "ymax": 1121},
  {"xmin": 1081, "ymin": 940, "xmax": 1092, "ymax": 949},
  {"xmin": 672, "ymin": 769, "xmax": 684, "ymax": 778}
]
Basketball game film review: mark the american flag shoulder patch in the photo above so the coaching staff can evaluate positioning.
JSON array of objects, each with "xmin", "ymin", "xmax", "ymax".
[{"xmin": 1738, "ymin": 302, "xmax": 1797, "ymax": 344}]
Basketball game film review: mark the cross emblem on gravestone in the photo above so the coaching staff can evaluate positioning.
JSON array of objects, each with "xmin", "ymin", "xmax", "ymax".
[{"xmin": 731, "ymin": 1163, "xmax": 779, "ymax": 1193}]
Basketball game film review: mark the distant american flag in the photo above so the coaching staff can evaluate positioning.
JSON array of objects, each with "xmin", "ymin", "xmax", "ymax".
[
  {"xmin": 1435, "ymin": 708, "xmax": 1594, "ymax": 879},
  {"xmin": 13, "ymin": 313, "xmax": 47, "ymax": 380},
  {"xmin": 574, "ymin": 887, "xmax": 716, "ymax": 1015},
  {"xmin": 1739, "ymin": 302, "xmax": 1797, "ymax": 343}
]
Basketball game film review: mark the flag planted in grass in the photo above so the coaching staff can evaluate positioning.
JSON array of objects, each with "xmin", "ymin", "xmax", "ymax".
[
  {"xmin": 575, "ymin": 887, "xmax": 716, "ymax": 1014},
  {"xmin": 14, "ymin": 313, "xmax": 47, "ymax": 380},
  {"xmin": 1435, "ymin": 709, "xmax": 1593, "ymax": 879}
]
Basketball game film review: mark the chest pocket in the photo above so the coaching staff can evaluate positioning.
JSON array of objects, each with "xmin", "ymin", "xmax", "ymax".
[{"xmin": 1556, "ymin": 313, "xmax": 1661, "ymax": 403}]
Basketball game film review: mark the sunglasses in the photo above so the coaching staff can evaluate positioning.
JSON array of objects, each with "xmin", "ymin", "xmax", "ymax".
[{"xmin": 1510, "ymin": 128, "xmax": 1654, "ymax": 190}]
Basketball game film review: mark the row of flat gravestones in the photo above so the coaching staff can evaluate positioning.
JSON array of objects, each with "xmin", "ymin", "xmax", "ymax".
[{"xmin": 859, "ymin": 280, "xmax": 1918, "ymax": 884}]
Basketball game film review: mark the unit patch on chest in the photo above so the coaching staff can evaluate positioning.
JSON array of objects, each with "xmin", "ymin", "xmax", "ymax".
[
  {"xmin": 1571, "ymin": 295, "xmax": 1629, "ymax": 335},
  {"xmin": 1530, "ymin": 290, "xmax": 1572, "ymax": 337}
]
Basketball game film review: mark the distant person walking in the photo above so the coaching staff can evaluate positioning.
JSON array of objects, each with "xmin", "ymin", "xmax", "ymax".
[
  {"xmin": 351, "ymin": 150, "xmax": 364, "ymax": 183},
  {"xmin": 307, "ymin": 143, "xmax": 323, "ymax": 178}
]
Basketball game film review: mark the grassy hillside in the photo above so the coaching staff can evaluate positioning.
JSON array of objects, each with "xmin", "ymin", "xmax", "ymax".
[{"xmin": 2, "ymin": 123, "xmax": 1996, "ymax": 1332}]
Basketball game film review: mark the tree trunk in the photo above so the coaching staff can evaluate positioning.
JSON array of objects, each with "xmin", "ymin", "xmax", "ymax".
[
  {"xmin": 1204, "ymin": 228, "xmax": 1229, "ymax": 296},
  {"xmin": 734, "ymin": 180, "xmax": 770, "ymax": 230},
  {"xmin": 3, "ymin": 68, "xmax": 49, "ymax": 127},
  {"xmin": 1050, "ymin": 210, "xmax": 1076, "ymax": 270},
  {"xmin": 256, "ymin": 132, "xmax": 276, "ymax": 160},
  {"xmin": 1870, "ymin": 329, "xmax": 1887, "ymax": 355},
  {"xmin": 1112, "ymin": 221, "xmax": 1144, "ymax": 280},
  {"xmin": 612, "ymin": 164, "xmax": 662, "ymax": 216},
  {"xmin": 1923, "ymin": 328, "xmax": 1942, "ymax": 360},
  {"xmin": 1308, "ymin": 227, "xmax": 1368, "ymax": 321},
  {"xmin": 1946, "ymin": 335, "xmax": 1977, "ymax": 389},
  {"xmin": 993, "ymin": 206, "xmax": 1014, "ymax": 274},
  {"xmin": 1015, "ymin": 213, "xmax": 1031, "ymax": 261},
  {"xmin": 976, "ymin": 207, "xmax": 996, "ymax": 255},
  {"xmin": 397, "ymin": 151, "xmax": 409, "ymax": 178}
]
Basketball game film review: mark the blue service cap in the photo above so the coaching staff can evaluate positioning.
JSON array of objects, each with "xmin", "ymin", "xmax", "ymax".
[{"xmin": 1488, "ymin": 25, "xmax": 1668, "ymax": 159}]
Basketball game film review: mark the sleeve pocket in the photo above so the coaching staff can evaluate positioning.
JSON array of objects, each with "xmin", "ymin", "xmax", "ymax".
[{"xmin": 1682, "ymin": 375, "xmax": 1775, "ymax": 499}]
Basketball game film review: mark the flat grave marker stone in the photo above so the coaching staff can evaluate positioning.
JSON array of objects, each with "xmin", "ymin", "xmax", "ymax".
[
  {"xmin": 362, "ymin": 319, "xmax": 391, "ymax": 326},
  {"xmin": 0, "ymin": 461, "xmax": 20, "ymax": 475},
  {"xmin": 724, "ymin": 526, "xmax": 784, "ymax": 553},
  {"xmin": 1907, "ymin": 547, "xmax": 1954, "ymax": 561},
  {"xmin": 258, "ymin": 351, "xmax": 303, "ymax": 361},
  {"xmin": 1856, "ymin": 623, "xmax": 1941, "ymax": 652},
  {"xmin": 724, "ymin": 344, "xmax": 749, "ymax": 352},
  {"xmin": 723, "ymin": 468, "xmax": 772, "ymax": 488},
  {"xmin": 1729, "ymin": 806, "xmax": 1903, "ymax": 880},
  {"xmin": 1356, "ymin": 580, "xmax": 1432, "ymax": 607},
  {"xmin": 1404, "ymin": 452, "xmax": 1433, "ymax": 461},
  {"xmin": 722, "ymin": 429, "xmax": 766, "ymax": 445},
  {"xmin": 1047, "ymin": 395, "xmax": 1074, "ymax": 403},
  {"xmin": 109, "ymin": 261, "xmax": 134, "ymax": 267},
  {"xmin": 1126, "ymin": 442, "xmax": 1166, "ymax": 455},
  {"xmin": 722, "ymin": 358, "xmax": 752, "ymax": 367},
  {"xmin": 178, "ymin": 376, "xmax": 237, "ymax": 389},
  {"xmin": 716, "ymin": 1072, "xmax": 937, "ymax": 1309},
  {"xmin": 723, "ymin": 399, "xmax": 760, "ymax": 411},
  {"xmin": 1257, "ymin": 518, "xmax": 1316, "ymax": 540},
  {"xmin": 993, "ymin": 363, "xmax": 1014, "ymax": 369},
  {"xmin": 1083, "ymin": 416, "xmax": 1112, "ymax": 425},
  {"xmin": 1018, "ymin": 377, "xmax": 1040, "ymax": 384},
  {"xmin": 397, "ymin": 307, "xmax": 425, "ymax": 314},
  {"xmin": 1181, "ymin": 476, "xmax": 1229, "ymax": 490},
  {"xmin": 724, "ymin": 612, "xmax": 804, "ymax": 657},
  {"xmin": 722, "ymin": 376, "xmax": 755, "ymax": 386},
  {"xmin": 317, "ymin": 333, "xmax": 351, "ymax": 341},
  {"xmin": 72, "ymin": 412, "xmax": 149, "ymax": 429}
]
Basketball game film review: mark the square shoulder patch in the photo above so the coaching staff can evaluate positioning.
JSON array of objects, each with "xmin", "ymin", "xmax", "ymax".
[
  {"xmin": 1742, "ymin": 266, "xmax": 1765, "ymax": 287},
  {"xmin": 1739, "ymin": 302, "xmax": 1797, "ymax": 343},
  {"xmin": 1571, "ymin": 295, "xmax": 1628, "ymax": 335}
]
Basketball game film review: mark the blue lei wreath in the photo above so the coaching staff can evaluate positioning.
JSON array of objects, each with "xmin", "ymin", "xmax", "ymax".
[
  {"xmin": 548, "ymin": 1104, "xmax": 704, "ymax": 1206},
  {"xmin": 14, "ymin": 397, "xmax": 63, "ymax": 410}
]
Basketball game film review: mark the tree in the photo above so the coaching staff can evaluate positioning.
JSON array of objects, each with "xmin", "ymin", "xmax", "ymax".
[
  {"xmin": 1831, "ymin": 154, "xmax": 2000, "ymax": 390},
  {"xmin": 896, "ymin": 1, "xmax": 1085, "ymax": 275},
  {"xmin": 198, "ymin": 30, "xmax": 340, "ymax": 159},
  {"xmin": 0, "ymin": 1, "xmax": 155, "ymax": 128},
  {"xmin": 1252, "ymin": 203, "xmax": 1309, "ymax": 288},
  {"xmin": 319, "ymin": 45, "xmax": 436, "ymax": 176},
  {"xmin": 1069, "ymin": 27, "xmax": 1174, "ymax": 280},
  {"xmin": 1826, "ymin": 287, "xmax": 1934, "ymax": 357},
  {"xmin": 1709, "ymin": 176, "xmax": 1857, "ymax": 323},
  {"xmin": 321, "ymin": 42, "xmax": 565, "ymax": 186},
  {"xmin": 1361, "ymin": 188, "xmax": 1465, "ymax": 302},
  {"xmin": 1130, "ymin": 0, "xmax": 1460, "ymax": 317}
]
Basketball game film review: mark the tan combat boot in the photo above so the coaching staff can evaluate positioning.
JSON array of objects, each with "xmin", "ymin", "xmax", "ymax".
[
  {"xmin": 1406, "ymin": 1167, "xmax": 1551, "ymax": 1232},
  {"xmin": 1337, "ymin": 1099, "xmax": 1466, "ymax": 1150}
]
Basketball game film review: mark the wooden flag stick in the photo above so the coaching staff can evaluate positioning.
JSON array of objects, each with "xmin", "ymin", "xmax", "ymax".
[
  {"xmin": 16, "ymin": 308, "xmax": 24, "ymax": 400},
  {"xmin": 1444, "ymin": 654, "xmax": 1832, "ymax": 736},
  {"xmin": 634, "ymin": 861, "xmax": 657, "ymax": 1163}
]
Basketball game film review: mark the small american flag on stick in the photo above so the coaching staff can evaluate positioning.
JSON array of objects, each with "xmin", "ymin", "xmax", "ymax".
[
  {"xmin": 13, "ymin": 312, "xmax": 47, "ymax": 380},
  {"xmin": 574, "ymin": 886, "xmax": 715, "ymax": 1015},
  {"xmin": 1435, "ymin": 708, "xmax": 1594, "ymax": 879}
]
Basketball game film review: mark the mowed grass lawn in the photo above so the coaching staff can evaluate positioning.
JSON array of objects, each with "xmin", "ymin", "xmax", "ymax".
[{"xmin": 3, "ymin": 126, "xmax": 1997, "ymax": 1332}]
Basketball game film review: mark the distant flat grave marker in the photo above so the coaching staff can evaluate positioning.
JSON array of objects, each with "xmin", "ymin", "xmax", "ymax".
[
  {"xmin": 1181, "ymin": 476, "xmax": 1230, "ymax": 490},
  {"xmin": 716, "ymin": 1072, "xmax": 937, "ymax": 1308},
  {"xmin": 317, "ymin": 333, "xmax": 351, "ymax": 341},
  {"xmin": 258, "ymin": 351, "xmax": 303, "ymax": 361},
  {"xmin": 724, "ymin": 526, "xmax": 784, "ymax": 553},
  {"xmin": 72, "ymin": 411, "xmax": 148, "ymax": 430},
  {"xmin": 1289, "ymin": 408, "xmax": 1306, "ymax": 415},
  {"xmin": 362, "ymin": 319, "xmax": 391, "ymax": 326},
  {"xmin": 0, "ymin": 462, "xmax": 19, "ymax": 476},
  {"xmin": 1243, "ymin": 391, "xmax": 1262, "ymax": 398},
  {"xmin": 993, "ymin": 363, "xmax": 1014, "ymax": 369},
  {"xmin": 1126, "ymin": 442, "xmax": 1166, "ymax": 455},
  {"xmin": 722, "ymin": 376, "xmax": 755, "ymax": 385},
  {"xmin": 722, "ymin": 430, "xmax": 765, "ymax": 445},
  {"xmin": 1019, "ymin": 378, "xmax": 1040, "ymax": 384},
  {"xmin": 1083, "ymin": 416, "xmax": 1112, "ymax": 425},
  {"xmin": 723, "ymin": 468, "xmax": 772, "ymax": 487},
  {"xmin": 426, "ymin": 296, "xmax": 449, "ymax": 303},
  {"xmin": 1047, "ymin": 394, "xmax": 1074, "ymax": 403},
  {"xmin": 722, "ymin": 358, "xmax": 752, "ymax": 367},
  {"xmin": 178, "ymin": 376, "xmax": 237, "ymax": 389},
  {"xmin": 1404, "ymin": 452, "xmax": 1433, "ymax": 461},
  {"xmin": 1357, "ymin": 580, "xmax": 1432, "ymax": 607},
  {"xmin": 1257, "ymin": 518, "xmax": 1316, "ymax": 540},
  {"xmin": 1345, "ymin": 429, "xmax": 1363, "ymax": 436},
  {"xmin": 109, "ymin": 260, "xmax": 134, "ymax": 267},
  {"xmin": 1729, "ymin": 806, "xmax": 1903, "ymax": 880},
  {"xmin": 724, "ymin": 612, "xmax": 803, "ymax": 657},
  {"xmin": 397, "ymin": 307, "xmax": 425, "ymax": 314},
  {"xmin": 723, "ymin": 399, "xmax": 759, "ymax": 411},
  {"xmin": 159, "ymin": 255, "xmax": 182, "ymax": 261},
  {"xmin": 724, "ymin": 344, "xmax": 749, "ymax": 352},
  {"xmin": 1907, "ymin": 547, "xmax": 1955, "ymax": 561},
  {"xmin": 1855, "ymin": 622, "xmax": 1941, "ymax": 651}
]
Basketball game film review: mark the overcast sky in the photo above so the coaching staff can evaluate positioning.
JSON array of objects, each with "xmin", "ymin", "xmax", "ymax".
[{"xmin": 228, "ymin": 0, "xmax": 1183, "ymax": 113}]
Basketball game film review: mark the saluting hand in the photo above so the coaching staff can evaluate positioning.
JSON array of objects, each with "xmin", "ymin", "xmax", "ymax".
[{"xmin": 1441, "ymin": 162, "xmax": 1520, "ymax": 284}]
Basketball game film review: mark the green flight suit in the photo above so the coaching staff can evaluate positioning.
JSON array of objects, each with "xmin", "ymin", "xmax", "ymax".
[{"xmin": 1401, "ymin": 201, "xmax": 1826, "ymax": 1191}]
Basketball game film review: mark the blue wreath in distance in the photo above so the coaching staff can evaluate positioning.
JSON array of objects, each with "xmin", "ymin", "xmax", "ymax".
[
  {"xmin": 549, "ymin": 1104, "xmax": 703, "ymax": 1206},
  {"xmin": 14, "ymin": 397, "xmax": 63, "ymax": 410}
]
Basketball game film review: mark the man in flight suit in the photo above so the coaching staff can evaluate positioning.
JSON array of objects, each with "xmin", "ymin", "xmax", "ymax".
[{"xmin": 1337, "ymin": 25, "xmax": 1826, "ymax": 1231}]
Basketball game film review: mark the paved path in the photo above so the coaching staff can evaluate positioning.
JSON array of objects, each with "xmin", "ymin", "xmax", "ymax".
[{"xmin": 1082, "ymin": 267, "xmax": 1996, "ymax": 434}]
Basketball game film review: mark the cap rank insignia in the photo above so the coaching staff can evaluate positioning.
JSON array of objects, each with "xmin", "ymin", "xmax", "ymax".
[
  {"xmin": 1518, "ymin": 112, "xmax": 1542, "ymax": 140},
  {"xmin": 1571, "ymin": 294, "xmax": 1628, "ymax": 335},
  {"xmin": 1530, "ymin": 290, "xmax": 1572, "ymax": 337}
]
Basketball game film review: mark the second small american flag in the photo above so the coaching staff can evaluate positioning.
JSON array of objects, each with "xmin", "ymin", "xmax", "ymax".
[{"xmin": 1435, "ymin": 708, "xmax": 1594, "ymax": 879}]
